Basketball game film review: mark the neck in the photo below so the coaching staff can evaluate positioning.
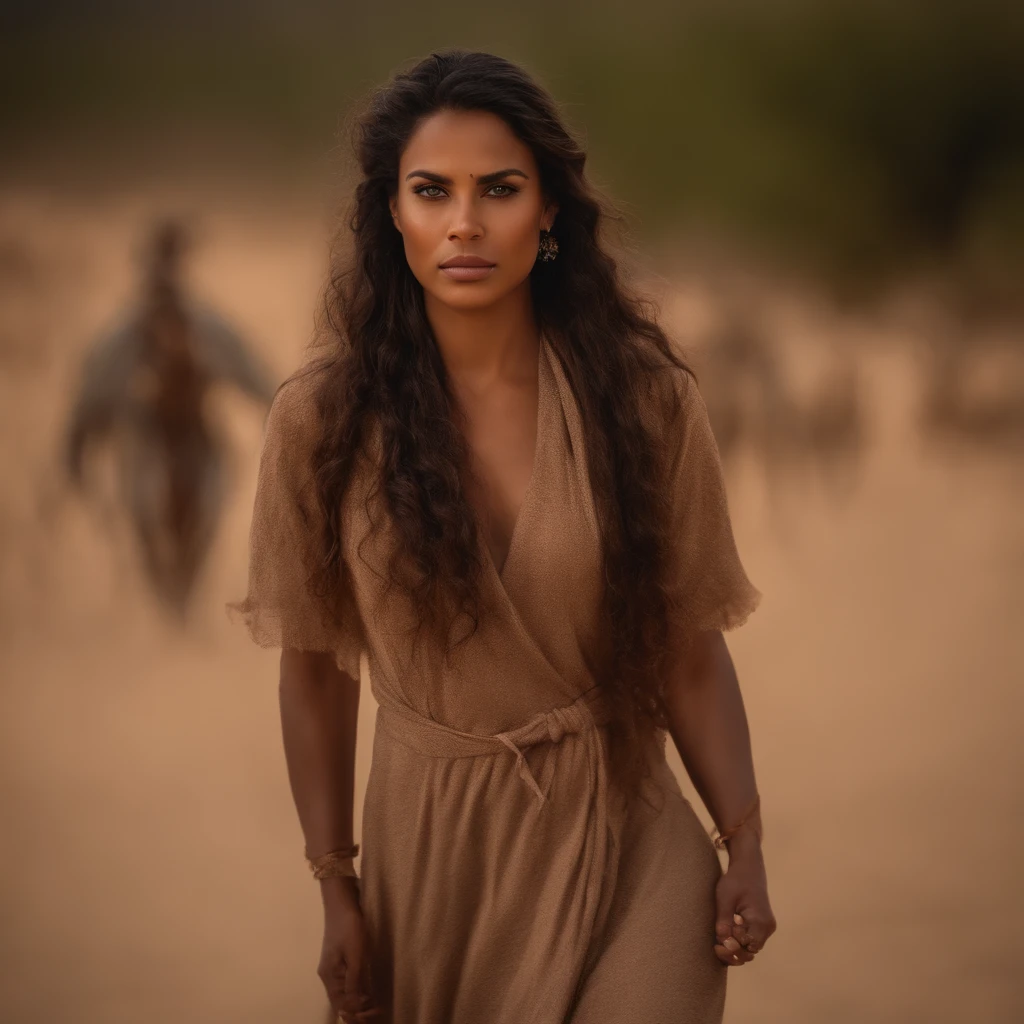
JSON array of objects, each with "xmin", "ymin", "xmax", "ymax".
[{"xmin": 424, "ymin": 285, "xmax": 541, "ymax": 391}]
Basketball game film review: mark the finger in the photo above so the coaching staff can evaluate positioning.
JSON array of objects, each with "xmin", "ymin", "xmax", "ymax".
[
  {"xmin": 337, "ymin": 1004, "xmax": 384, "ymax": 1022},
  {"xmin": 713, "ymin": 942, "xmax": 753, "ymax": 965},
  {"xmin": 736, "ymin": 916, "xmax": 770, "ymax": 950},
  {"xmin": 345, "ymin": 945, "xmax": 366, "ymax": 998},
  {"xmin": 324, "ymin": 970, "xmax": 372, "ymax": 1019},
  {"xmin": 341, "ymin": 949, "xmax": 382, "ymax": 1020},
  {"xmin": 320, "ymin": 966, "xmax": 348, "ymax": 1016},
  {"xmin": 338, "ymin": 992, "xmax": 375, "ymax": 1016},
  {"xmin": 719, "ymin": 936, "xmax": 755, "ymax": 962},
  {"xmin": 341, "ymin": 951, "xmax": 376, "ymax": 1012},
  {"xmin": 733, "ymin": 913, "xmax": 770, "ymax": 942},
  {"xmin": 715, "ymin": 910, "xmax": 735, "ymax": 946}
]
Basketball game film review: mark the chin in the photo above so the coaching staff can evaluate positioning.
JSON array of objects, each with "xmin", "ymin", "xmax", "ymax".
[
  {"xmin": 423, "ymin": 281, "xmax": 505, "ymax": 311},
  {"xmin": 439, "ymin": 290, "xmax": 503, "ymax": 311}
]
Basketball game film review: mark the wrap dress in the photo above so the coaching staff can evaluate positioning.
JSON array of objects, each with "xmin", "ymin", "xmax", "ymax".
[{"xmin": 232, "ymin": 331, "xmax": 762, "ymax": 1023}]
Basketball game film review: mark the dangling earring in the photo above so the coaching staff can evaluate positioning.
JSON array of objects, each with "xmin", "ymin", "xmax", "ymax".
[{"xmin": 537, "ymin": 228, "xmax": 559, "ymax": 262}]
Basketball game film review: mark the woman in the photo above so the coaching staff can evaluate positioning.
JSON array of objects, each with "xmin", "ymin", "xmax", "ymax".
[{"xmin": 231, "ymin": 49, "xmax": 776, "ymax": 1024}]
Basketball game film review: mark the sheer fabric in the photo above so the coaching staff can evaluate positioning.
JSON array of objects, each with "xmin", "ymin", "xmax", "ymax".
[{"xmin": 231, "ymin": 335, "xmax": 761, "ymax": 1023}]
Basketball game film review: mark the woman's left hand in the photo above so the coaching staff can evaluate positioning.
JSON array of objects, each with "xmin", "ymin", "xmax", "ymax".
[{"xmin": 712, "ymin": 839, "xmax": 776, "ymax": 966}]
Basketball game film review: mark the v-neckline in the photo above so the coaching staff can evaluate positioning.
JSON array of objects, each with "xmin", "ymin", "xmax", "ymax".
[{"xmin": 480, "ymin": 333, "xmax": 547, "ymax": 587}]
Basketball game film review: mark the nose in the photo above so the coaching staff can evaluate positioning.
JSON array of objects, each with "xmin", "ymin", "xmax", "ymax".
[{"xmin": 447, "ymin": 196, "xmax": 484, "ymax": 241}]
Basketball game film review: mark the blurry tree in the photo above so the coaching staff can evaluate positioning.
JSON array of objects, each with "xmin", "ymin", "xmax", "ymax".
[
  {"xmin": 3, "ymin": 0, "xmax": 1022, "ymax": 452},
  {"xmin": 4, "ymin": 0, "xmax": 1022, "ymax": 284}
]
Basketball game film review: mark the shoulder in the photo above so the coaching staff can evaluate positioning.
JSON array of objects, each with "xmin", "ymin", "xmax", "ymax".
[
  {"xmin": 252, "ymin": 364, "xmax": 332, "ymax": 515},
  {"xmin": 644, "ymin": 348, "xmax": 703, "ymax": 448},
  {"xmin": 264, "ymin": 361, "xmax": 328, "ymax": 453}
]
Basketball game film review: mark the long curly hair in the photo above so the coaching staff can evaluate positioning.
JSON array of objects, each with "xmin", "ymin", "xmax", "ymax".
[{"xmin": 304, "ymin": 49, "xmax": 693, "ymax": 804}]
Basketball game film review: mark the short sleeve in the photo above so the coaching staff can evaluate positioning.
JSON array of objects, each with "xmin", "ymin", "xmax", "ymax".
[
  {"xmin": 227, "ymin": 372, "xmax": 366, "ymax": 679},
  {"xmin": 658, "ymin": 366, "xmax": 762, "ymax": 644}
]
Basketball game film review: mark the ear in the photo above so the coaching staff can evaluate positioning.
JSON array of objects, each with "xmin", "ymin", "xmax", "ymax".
[
  {"xmin": 389, "ymin": 196, "xmax": 402, "ymax": 233},
  {"xmin": 542, "ymin": 200, "xmax": 559, "ymax": 233}
]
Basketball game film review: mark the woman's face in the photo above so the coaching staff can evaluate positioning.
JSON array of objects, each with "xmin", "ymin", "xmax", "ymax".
[{"xmin": 389, "ymin": 108, "xmax": 558, "ymax": 312}]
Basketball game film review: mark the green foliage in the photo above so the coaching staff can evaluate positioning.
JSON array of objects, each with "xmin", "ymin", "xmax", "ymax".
[{"xmin": 3, "ymin": 0, "xmax": 1021, "ymax": 287}]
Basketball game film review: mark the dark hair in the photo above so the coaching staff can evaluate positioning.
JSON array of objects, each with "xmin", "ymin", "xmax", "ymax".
[{"xmin": 305, "ymin": 48, "xmax": 692, "ymax": 804}]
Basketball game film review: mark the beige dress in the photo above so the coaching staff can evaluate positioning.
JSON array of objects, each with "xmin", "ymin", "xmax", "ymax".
[{"xmin": 232, "ymin": 333, "xmax": 762, "ymax": 1023}]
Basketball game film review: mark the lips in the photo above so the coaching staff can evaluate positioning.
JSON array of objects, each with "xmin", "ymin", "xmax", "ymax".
[
  {"xmin": 439, "ymin": 255, "xmax": 496, "ymax": 268},
  {"xmin": 438, "ymin": 255, "xmax": 497, "ymax": 282}
]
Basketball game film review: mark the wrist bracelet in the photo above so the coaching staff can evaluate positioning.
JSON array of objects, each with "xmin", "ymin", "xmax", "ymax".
[
  {"xmin": 305, "ymin": 844, "xmax": 360, "ymax": 880},
  {"xmin": 709, "ymin": 794, "xmax": 762, "ymax": 850}
]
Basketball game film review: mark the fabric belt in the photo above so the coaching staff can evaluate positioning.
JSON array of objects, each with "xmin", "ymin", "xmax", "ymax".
[{"xmin": 376, "ymin": 685, "xmax": 612, "ymax": 805}]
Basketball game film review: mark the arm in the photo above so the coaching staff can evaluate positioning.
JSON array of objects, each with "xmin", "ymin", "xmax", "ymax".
[
  {"xmin": 230, "ymin": 373, "xmax": 377, "ymax": 1017},
  {"xmin": 279, "ymin": 649, "xmax": 380, "ymax": 1019},
  {"xmin": 662, "ymin": 630, "xmax": 762, "ymax": 863},
  {"xmin": 279, "ymin": 649, "xmax": 361, "ymax": 881},
  {"xmin": 652, "ymin": 361, "xmax": 773, "ymax": 964},
  {"xmin": 663, "ymin": 629, "xmax": 776, "ymax": 964}
]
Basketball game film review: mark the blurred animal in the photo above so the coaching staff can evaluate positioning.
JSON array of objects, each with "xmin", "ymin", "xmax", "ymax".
[
  {"xmin": 920, "ymin": 326, "xmax": 1024, "ymax": 448},
  {"xmin": 698, "ymin": 288, "xmax": 866, "ymax": 509},
  {"xmin": 697, "ymin": 299, "xmax": 793, "ymax": 473},
  {"xmin": 64, "ymin": 220, "xmax": 275, "ymax": 617}
]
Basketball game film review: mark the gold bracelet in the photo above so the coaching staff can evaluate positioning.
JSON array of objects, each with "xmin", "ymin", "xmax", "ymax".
[
  {"xmin": 709, "ymin": 794, "xmax": 763, "ymax": 850},
  {"xmin": 305, "ymin": 844, "xmax": 360, "ymax": 880}
]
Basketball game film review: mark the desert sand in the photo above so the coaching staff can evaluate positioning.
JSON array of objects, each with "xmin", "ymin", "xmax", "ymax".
[{"xmin": 1, "ymin": 182, "xmax": 1021, "ymax": 1023}]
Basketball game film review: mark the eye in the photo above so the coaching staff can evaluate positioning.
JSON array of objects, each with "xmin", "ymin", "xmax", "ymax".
[
  {"xmin": 487, "ymin": 184, "xmax": 519, "ymax": 197},
  {"xmin": 413, "ymin": 184, "xmax": 446, "ymax": 199}
]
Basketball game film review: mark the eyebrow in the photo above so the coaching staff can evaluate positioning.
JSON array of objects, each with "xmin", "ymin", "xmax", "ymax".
[{"xmin": 404, "ymin": 167, "xmax": 530, "ymax": 186}]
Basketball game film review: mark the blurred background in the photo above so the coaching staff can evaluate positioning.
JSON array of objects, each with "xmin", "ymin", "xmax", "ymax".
[{"xmin": 1, "ymin": 1, "xmax": 1021, "ymax": 1022}]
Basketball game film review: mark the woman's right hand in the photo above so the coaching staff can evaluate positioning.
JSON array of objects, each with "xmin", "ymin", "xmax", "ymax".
[{"xmin": 317, "ymin": 877, "xmax": 383, "ymax": 1022}]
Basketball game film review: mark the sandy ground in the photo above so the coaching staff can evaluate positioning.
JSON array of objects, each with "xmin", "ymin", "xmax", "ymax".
[{"xmin": 0, "ymin": 183, "xmax": 1021, "ymax": 1023}]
